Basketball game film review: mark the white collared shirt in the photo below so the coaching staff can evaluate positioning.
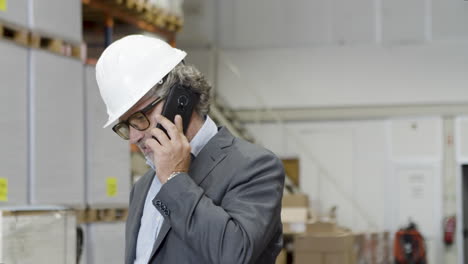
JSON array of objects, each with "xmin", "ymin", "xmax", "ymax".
[{"xmin": 134, "ymin": 115, "xmax": 218, "ymax": 264}]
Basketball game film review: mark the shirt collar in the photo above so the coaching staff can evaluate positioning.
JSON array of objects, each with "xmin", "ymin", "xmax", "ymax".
[{"xmin": 189, "ymin": 115, "xmax": 218, "ymax": 157}]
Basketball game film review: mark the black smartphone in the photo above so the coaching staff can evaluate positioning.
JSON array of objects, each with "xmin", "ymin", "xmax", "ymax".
[{"xmin": 155, "ymin": 84, "xmax": 198, "ymax": 137}]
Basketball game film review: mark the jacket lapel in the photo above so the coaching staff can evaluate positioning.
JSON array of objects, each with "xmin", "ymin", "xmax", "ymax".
[
  {"xmin": 190, "ymin": 127, "xmax": 234, "ymax": 185},
  {"xmin": 147, "ymin": 127, "xmax": 235, "ymax": 261},
  {"xmin": 126, "ymin": 170, "xmax": 155, "ymax": 264},
  {"xmin": 148, "ymin": 217, "xmax": 171, "ymax": 261}
]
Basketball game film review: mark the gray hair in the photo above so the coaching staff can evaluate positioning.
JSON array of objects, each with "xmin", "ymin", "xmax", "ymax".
[{"xmin": 143, "ymin": 63, "xmax": 211, "ymax": 116}]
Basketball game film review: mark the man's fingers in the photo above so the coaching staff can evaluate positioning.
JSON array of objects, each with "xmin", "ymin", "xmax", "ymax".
[
  {"xmin": 149, "ymin": 127, "xmax": 170, "ymax": 146},
  {"xmin": 145, "ymin": 136, "xmax": 160, "ymax": 151},
  {"xmin": 156, "ymin": 114, "xmax": 181, "ymax": 139},
  {"xmin": 174, "ymin": 115, "xmax": 183, "ymax": 133}
]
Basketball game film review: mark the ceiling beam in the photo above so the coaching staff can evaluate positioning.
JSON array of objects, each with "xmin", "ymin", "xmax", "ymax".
[{"xmin": 232, "ymin": 103, "xmax": 468, "ymax": 123}]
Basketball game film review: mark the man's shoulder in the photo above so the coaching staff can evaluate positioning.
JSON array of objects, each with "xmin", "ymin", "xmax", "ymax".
[
  {"xmin": 228, "ymin": 135, "xmax": 280, "ymax": 164},
  {"xmin": 213, "ymin": 126, "xmax": 273, "ymax": 156}
]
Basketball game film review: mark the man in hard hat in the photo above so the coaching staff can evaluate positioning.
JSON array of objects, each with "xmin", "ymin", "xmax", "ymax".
[{"xmin": 96, "ymin": 35, "xmax": 285, "ymax": 264}]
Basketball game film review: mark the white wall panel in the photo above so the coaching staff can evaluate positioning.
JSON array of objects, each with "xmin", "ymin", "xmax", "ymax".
[
  {"xmin": 381, "ymin": 0, "xmax": 426, "ymax": 43},
  {"xmin": 245, "ymin": 123, "xmax": 291, "ymax": 156},
  {"xmin": 218, "ymin": 42, "xmax": 468, "ymax": 109},
  {"xmin": 389, "ymin": 117, "xmax": 442, "ymax": 161},
  {"xmin": 0, "ymin": 41, "xmax": 28, "ymax": 205},
  {"xmin": 219, "ymin": 0, "xmax": 331, "ymax": 48},
  {"xmin": 85, "ymin": 66, "xmax": 130, "ymax": 208},
  {"xmin": 0, "ymin": 0, "xmax": 29, "ymax": 28},
  {"xmin": 279, "ymin": 0, "xmax": 331, "ymax": 47},
  {"xmin": 185, "ymin": 49, "xmax": 215, "ymax": 85},
  {"xmin": 178, "ymin": 0, "xmax": 215, "ymax": 48},
  {"xmin": 217, "ymin": 0, "xmax": 235, "ymax": 49},
  {"xmin": 232, "ymin": 0, "xmax": 283, "ymax": 48},
  {"xmin": 352, "ymin": 122, "xmax": 387, "ymax": 231},
  {"xmin": 214, "ymin": 0, "xmax": 468, "ymax": 49},
  {"xmin": 86, "ymin": 222, "xmax": 125, "ymax": 264},
  {"xmin": 297, "ymin": 130, "xmax": 355, "ymax": 227},
  {"xmin": 246, "ymin": 119, "xmax": 443, "ymax": 241},
  {"xmin": 432, "ymin": 0, "xmax": 468, "ymax": 40},
  {"xmin": 31, "ymin": 0, "xmax": 82, "ymax": 43},
  {"xmin": 331, "ymin": 0, "xmax": 375, "ymax": 44},
  {"xmin": 455, "ymin": 117, "xmax": 468, "ymax": 162},
  {"xmin": 31, "ymin": 50, "xmax": 84, "ymax": 207},
  {"xmin": 246, "ymin": 120, "xmax": 388, "ymax": 231}
]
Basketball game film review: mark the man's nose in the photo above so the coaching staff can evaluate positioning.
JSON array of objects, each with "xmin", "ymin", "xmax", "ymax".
[{"xmin": 129, "ymin": 126, "xmax": 145, "ymax": 144}]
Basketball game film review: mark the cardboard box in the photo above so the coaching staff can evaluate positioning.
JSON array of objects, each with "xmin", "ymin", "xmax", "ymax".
[
  {"xmin": 2, "ymin": 210, "xmax": 77, "ymax": 264},
  {"xmin": 295, "ymin": 233, "xmax": 354, "ymax": 252},
  {"xmin": 282, "ymin": 207, "xmax": 309, "ymax": 223},
  {"xmin": 306, "ymin": 221, "xmax": 338, "ymax": 234},
  {"xmin": 282, "ymin": 207, "xmax": 309, "ymax": 235},
  {"xmin": 0, "ymin": 41, "xmax": 28, "ymax": 205},
  {"xmin": 275, "ymin": 249, "xmax": 287, "ymax": 264},
  {"xmin": 282, "ymin": 193, "xmax": 309, "ymax": 207},
  {"xmin": 84, "ymin": 66, "xmax": 131, "ymax": 208},
  {"xmin": 30, "ymin": 50, "xmax": 85, "ymax": 207},
  {"xmin": 282, "ymin": 193, "xmax": 311, "ymax": 235},
  {"xmin": 284, "ymin": 222, "xmax": 307, "ymax": 235},
  {"xmin": 294, "ymin": 232, "xmax": 355, "ymax": 264}
]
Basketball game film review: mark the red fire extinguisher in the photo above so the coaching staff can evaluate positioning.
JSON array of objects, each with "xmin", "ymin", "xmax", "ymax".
[{"xmin": 444, "ymin": 216, "xmax": 456, "ymax": 245}]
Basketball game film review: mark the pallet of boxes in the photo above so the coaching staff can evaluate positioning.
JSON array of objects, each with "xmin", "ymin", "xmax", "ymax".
[
  {"xmin": 280, "ymin": 193, "xmax": 356, "ymax": 264},
  {"xmin": 295, "ymin": 221, "xmax": 355, "ymax": 264}
]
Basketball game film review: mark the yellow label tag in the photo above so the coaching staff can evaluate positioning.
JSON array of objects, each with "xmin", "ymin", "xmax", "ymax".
[
  {"xmin": 0, "ymin": 0, "xmax": 7, "ymax": 11},
  {"xmin": 0, "ymin": 178, "xmax": 8, "ymax": 201},
  {"xmin": 106, "ymin": 177, "xmax": 118, "ymax": 197}
]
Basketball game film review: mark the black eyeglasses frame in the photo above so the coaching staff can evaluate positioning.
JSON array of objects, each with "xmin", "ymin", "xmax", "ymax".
[{"xmin": 112, "ymin": 96, "xmax": 164, "ymax": 140}]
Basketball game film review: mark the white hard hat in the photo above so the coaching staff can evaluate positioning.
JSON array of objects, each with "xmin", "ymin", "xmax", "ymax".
[{"xmin": 96, "ymin": 35, "xmax": 186, "ymax": 128}]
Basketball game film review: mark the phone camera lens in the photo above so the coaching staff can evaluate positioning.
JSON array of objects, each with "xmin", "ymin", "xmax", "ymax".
[
  {"xmin": 178, "ymin": 95, "xmax": 188, "ymax": 109},
  {"xmin": 177, "ymin": 95, "xmax": 188, "ymax": 106}
]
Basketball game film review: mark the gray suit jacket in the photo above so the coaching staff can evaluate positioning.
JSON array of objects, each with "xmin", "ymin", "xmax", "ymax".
[{"xmin": 125, "ymin": 127, "xmax": 285, "ymax": 264}]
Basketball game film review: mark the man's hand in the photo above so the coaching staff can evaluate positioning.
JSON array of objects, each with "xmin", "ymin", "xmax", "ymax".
[{"xmin": 146, "ymin": 114, "xmax": 191, "ymax": 183}]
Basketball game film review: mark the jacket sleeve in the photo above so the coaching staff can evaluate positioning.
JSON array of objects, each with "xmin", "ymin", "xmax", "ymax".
[{"xmin": 154, "ymin": 151, "xmax": 285, "ymax": 264}]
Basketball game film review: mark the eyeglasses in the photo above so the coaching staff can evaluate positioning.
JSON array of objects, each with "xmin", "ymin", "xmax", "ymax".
[{"xmin": 112, "ymin": 97, "xmax": 164, "ymax": 140}]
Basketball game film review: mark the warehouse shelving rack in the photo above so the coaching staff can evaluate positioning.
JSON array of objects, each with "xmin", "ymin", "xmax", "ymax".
[
  {"xmin": 0, "ymin": 19, "xmax": 86, "ymax": 61},
  {"xmin": 82, "ymin": 0, "xmax": 182, "ymax": 48}
]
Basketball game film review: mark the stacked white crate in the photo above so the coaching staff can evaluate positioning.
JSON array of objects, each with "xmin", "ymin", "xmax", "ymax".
[
  {"xmin": 0, "ymin": 0, "xmax": 85, "ymax": 206},
  {"xmin": 0, "ymin": 0, "xmax": 82, "ymax": 44},
  {"xmin": 30, "ymin": 49, "xmax": 85, "ymax": 207},
  {"xmin": 30, "ymin": 0, "xmax": 82, "ymax": 43},
  {"xmin": 149, "ymin": 0, "xmax": 184, "ymax": 17},
  {"xmin": 0, "ymin": 41, "xmax": 29, "ymax": 205},
  {"xmin": 2, "ymin": 210, "xmax": 77, "ymax": 264},
  {"xmin": 85, "ymin": 222, "xmax": 126, "ymax": 264},
  {"xmin": 0, "ymin": 0, "xmax": 29, "ymax": 28},
  {"xmin": 84, "ymin": 65, "xmax": 131, "ymax": 208}
]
